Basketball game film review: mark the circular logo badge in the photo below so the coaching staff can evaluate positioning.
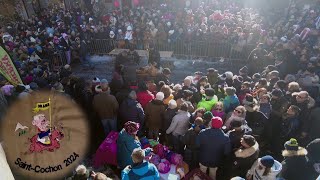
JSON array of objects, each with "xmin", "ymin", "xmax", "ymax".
[{"xmin": 1, "ymin": 91, "xmax": 90, "ymax": 179}]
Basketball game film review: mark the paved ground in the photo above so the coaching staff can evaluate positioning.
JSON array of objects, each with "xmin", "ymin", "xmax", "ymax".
[{"xmin": 72, "ymin": 55, "xmax": 246, "ymax": 83}]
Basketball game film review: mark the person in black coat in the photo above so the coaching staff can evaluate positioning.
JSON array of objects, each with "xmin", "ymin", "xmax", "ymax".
[
  {"xmin": 243, "ymin": 95, "xmax": 267, "ymax": 142},
  {"xmin": 118, "ymin": 90, "xmax": 145, "ymax": 133},
  {"xmin": 279, "ymin": 139, "xmax": 309, "ymax": 180},
  {"xmin": 59, "ymin": 33, "xmax": 72, "ymax": 64},
  {"xmin": 196, "ymin": 117, "xmax": 231, "ymax": 179},
  {"xmin": 305, "ymin": 139, "xmax": 320, "ymax": 180},
  {"xmin": 181, "ymin": 117, "xmax": 205, "ymax": 170},
  {"xmin": 155, "ymin": 68, "xmax": 171, "ymax": 86},
  {"xmin": 227, "ymin": 120, "xmax": 252, "ymax": 151},
  {"xmin": 230, "ymin": 135, "xmax": 259, "ymax": 179},
  {"xmin": 269, "ymin": 89, "xmax": 289, "ymax": 149}
]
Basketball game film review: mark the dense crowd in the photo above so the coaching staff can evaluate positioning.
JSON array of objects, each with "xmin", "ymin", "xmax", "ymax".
[{"xmin": 1, "ymin": 0, "xmax": 320, "ymax": 180}]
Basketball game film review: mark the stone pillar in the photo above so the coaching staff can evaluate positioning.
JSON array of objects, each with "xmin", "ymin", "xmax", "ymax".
[
  {"xmin": 23, "ymin": 0, "xmax": 35, "ymax": 17},
  {"xmin": 17, "ymin": 0, "xmax": 29, "ymax": 19}
]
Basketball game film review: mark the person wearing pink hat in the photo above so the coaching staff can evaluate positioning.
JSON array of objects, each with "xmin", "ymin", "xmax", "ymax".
[{"xmin": 196, "ymin": 116, "xmax": 231, "ymax": 180}]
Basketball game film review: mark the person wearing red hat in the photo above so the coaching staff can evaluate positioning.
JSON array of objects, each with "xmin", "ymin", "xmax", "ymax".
[{"xmin": 196, "ymin": 116, "xmax": 231, "ymax": 180}]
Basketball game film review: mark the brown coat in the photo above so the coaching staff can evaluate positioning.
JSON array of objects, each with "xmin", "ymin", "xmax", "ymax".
[
  {"xmin": 93, "ymin": 92, "xmax": 119, "ymax": 119},
  {"xmin": 145, "ymin": 99, "xmax": 165, "ymax": 130}
]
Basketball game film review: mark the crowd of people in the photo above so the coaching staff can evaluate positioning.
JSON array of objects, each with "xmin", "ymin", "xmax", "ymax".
[{"xmin": 1, "ymin": 0, "xmax": 320, "ymax": 180}]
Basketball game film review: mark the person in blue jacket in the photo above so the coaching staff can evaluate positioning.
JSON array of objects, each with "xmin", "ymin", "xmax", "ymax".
[
  {"xmin": 223, "ymin": 87, "xmax": 240, "ymax": 114},
  {"xmin": 117, "ymin": 121, "xmax": 151, "ymax": 169},
  {"xmin": 121, "ymin": 148, "xmax": 160, "ymax": 180}
]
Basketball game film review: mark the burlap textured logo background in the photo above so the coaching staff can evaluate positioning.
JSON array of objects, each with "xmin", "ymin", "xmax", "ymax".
[{"xmin": 1, "ymin": 91, "xmax": 90, "ymax": 180}]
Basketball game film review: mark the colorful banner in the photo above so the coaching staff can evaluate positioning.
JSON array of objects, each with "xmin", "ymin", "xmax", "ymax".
[
  {"xmin": 0, "ymin": 46, "xmax": 23, "ymax": 86},
  {"xmin": 32, "ymin": 101, "xmax": 50, "ymax": 113}
]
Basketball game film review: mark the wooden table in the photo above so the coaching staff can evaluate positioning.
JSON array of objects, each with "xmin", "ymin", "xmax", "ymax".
[{"xmin": 108, "ymin": 49, "xmax": 173, "ymax": 58}]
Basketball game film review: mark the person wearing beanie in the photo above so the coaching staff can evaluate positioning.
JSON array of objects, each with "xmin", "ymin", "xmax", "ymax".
[
  {"xmin": 164, "ymin": 99, "xmax": 178, "ymax": 147},
  {"xmin": 279, "ymin": 138, "xmax": 309, "ymax": 180},
  {"xmin": 121, "ymin": 148, "xmax": 160, "ymax": 180},
  {"xmin": 166, "ymin": 102, "xmax": 191, "ymax": 154},
  {"xmin": 247, "ymin": 155, "xmax": 282, "ymax": 180},
  {"xmin": 145, "ymin": 92, "xmax": 166, "ymax": 140},
  {"xmin": 117, "ymin": 122, "xmax": 152, "ymax": 169},
  {"xmin": 202, "ymin": 111, "xmax": 214, "ymax": 127},
  {"xmin": 196, "ymin": 116, "xmax": 231, "ymax": 179},
  {"xmin": 231, "ymin": 135, "xmax": 259, "ymax": 178},
  {"xmin": 181, "ymin": 117, "xmax": 205, "ymax": 169},
  {"xmin": 176, "ymin": 89, "xmax": 195, "ymax": 112},
  {"xmin": 223, "ymin": 87, "xmax": 240, "ymax": 114},
  {"xmin": 93, "ymin": 79, "xmax": 119, "ymax": 137},
  {"xmin": 243, "ymin": 94, "xmax": 267, "ymax": 140},
  {"xmin": 197, "ymin": 88, "xmax": 218, "ymax": 111}
]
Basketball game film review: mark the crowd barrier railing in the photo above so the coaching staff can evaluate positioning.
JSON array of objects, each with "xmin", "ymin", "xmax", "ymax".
[{"xmin": 88, "ymin": 39, "xmax": 256, "ymax": 60}]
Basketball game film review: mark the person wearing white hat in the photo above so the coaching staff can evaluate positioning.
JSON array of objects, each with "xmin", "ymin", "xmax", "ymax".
[
  {"xmin": 59, "ymin": 33, "xmax": 72, "ymax": 64},
  {"xmin": 109, "ymin": 31, "xmax": 115, "ymax": 39},
  {"xmin": 145, "ymin": 92, "xmax": 166, "ymax": 140},
  {"xmin": 125, "ymin": 26, "xmax": 133, "ymax": 41}
]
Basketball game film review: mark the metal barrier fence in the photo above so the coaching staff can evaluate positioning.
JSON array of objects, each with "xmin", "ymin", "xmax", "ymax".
[
  {"xmin": 48, "ymin": 50, "xmax": 68, "ymax": 71},
  {"xmin": 88, "ymin": 39, "xmax": 256, "ymax": 60}
]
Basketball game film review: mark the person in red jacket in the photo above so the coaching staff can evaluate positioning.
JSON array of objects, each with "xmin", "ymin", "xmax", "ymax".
[{"xmin": 137, "ymin": 82, "xmax": 155, "ymax": 109}]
